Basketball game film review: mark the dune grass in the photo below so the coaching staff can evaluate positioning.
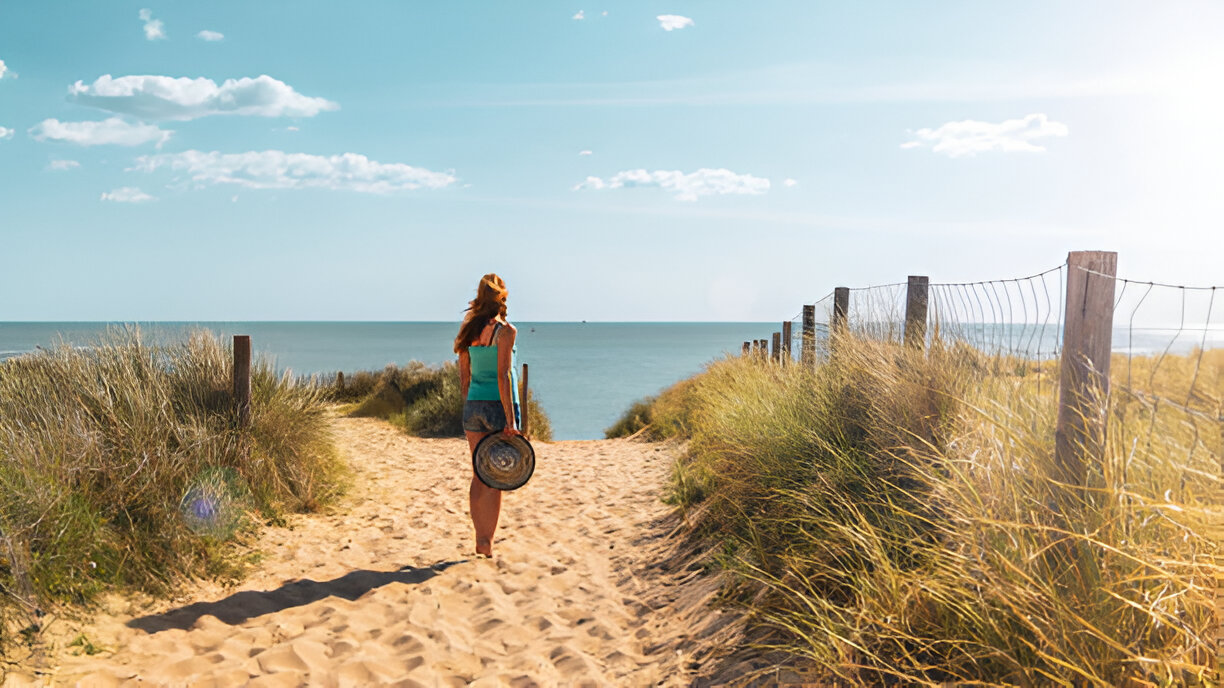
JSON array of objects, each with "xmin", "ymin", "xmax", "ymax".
[
  {"xmin": 629, "ymin": 341, "xmax": 1222, "ymax": 685},
  {"xmin": 326, "ymin": 362, "xmax": 553, "ymax": 442},
  {"xmin": 0, "ymin": 329, "xmax": 344, "ymax": 656}
]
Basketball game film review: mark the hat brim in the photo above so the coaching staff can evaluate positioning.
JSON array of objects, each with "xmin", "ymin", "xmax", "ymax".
[{"xmin": 472, "ymin": 433, "xmax": 535, "ymax": 491}]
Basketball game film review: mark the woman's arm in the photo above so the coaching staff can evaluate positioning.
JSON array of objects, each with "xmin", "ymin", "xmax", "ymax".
[
  {"xmin": 458, "ymin": 349, "xmax": 471, "ymax": 401},
  {"xmin": 496, "ymin": 323, "xmax": 519, "ymax": 434}
]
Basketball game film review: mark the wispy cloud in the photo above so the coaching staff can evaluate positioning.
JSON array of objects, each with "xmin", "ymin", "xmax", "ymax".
[
  {"xmin": 0, "ymin": 60, "xmax": 8, "ymax": 80},
  {"xmin": 419, "ymin": 61, "xmax": 1170, "ymax": 109},
  {"xmin": 783, "ymin": 178, "xmax": 798, "ymax": 187},
  {"xmin": 575, "ymin": 168, "xmax": 769, "ymax": 202},
  {"xmin": 901, "ymin": 113, "xmax": 1069, "ymax": 157},
  {"xmin": 196, "ymin": 30, "xmax": 224, "ymax": 42},
  {"xmin": 0, "ymin": 126, "xmax": 13, "ymax": 140},
  {"xmin": 138, "ymin": 9, "xmax": 166, "ymax": 41},
  {"xmin": 657, "ymin": 15, "xmax": 693, "ymax": 31},
  {"xmin": 578, "ymin": 150, "xmax": 593, "ymax": 156},
  {"xmin": 69, "ymin": 74, "xmax": 339, "ymax": 121},
  {"xmin": 572, "ymin": 10, "xmax": 584, "ymax": 20},
  {"xmin": 48, "ymin": 159, "xmax": 81, "ymax": 170},
  {"xmin": 101, "ymin": 187, "xmax": 154, "ymax": 203},
  {"xmin": 132, "ymin": 150, "xmax": 458, "ymax": 194},
  {"xmin": 29, "ymin": 117, "xmax": 172, "ymax": 147}
]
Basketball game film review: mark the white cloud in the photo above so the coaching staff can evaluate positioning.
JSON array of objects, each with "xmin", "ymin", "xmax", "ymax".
[
  {"xmin": 602, "ymin": 10, "xmax": 608, "ymax": 16},
  {"xmin": 902, "ymin": 113, "xmax": 1069, "ymax": 158},
  {"xmin": 131, "ymin": 150, "xmax": 458, "ymax": 194},
  {"xmin": 578, "ymin": 150, "xmax": 592, "ymax": 156},
  {"xmin": 101, "ymin": 187, "xmax": 155, "ymax": 203},
  {"xmin": 0, "ymin": 126, "xmax": 13, "ymax": 140},
  {"xmin": 48, "ymin": 159, "xmax": 81, "ymax": 170},
  {"xmin": 657, "ymin": 15, "xmax": 694, "ymax": 31},
  {"xmin": 197, "ymin": 30, "xmax": 225, "ymax": 42},
  {"xmin": 0, "ymin": 60, "xmax": 7, "ymax": 80},
  {"xmin": 287, "ymin": 126, "xmax": 300, "ymax": 132},
  {"xmin": 139, "ymin": 9, "xmax": 166, "ymax": 41},
  {"xmin": 573, "ymin": 10, "xmax": 584, "ymax": 20},
  {"xmin": 574, "ymin": 168, "xmax": 769, "ymax": 202},
  {"xmin": 783, "ymin": 178, "xmax": 798, "ymax": 187},
  {"xmin": 69, "ymin": 74, "xmax": 339, "ymax": 121},
  {"xmin": 29, "ymin": 117, "xmax": 171, "ymax": 147}
]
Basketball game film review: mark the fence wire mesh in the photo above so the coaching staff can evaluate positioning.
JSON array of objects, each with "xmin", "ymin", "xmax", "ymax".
[{"xmin": 768, "ymin": 262, "xmax": 1223, "ymax": 488}]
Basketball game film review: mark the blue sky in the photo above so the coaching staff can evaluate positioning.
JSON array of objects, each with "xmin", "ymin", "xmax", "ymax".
[{"xmin": 1, "ymin": 1, "xmax": 1221, "ymax": 321}]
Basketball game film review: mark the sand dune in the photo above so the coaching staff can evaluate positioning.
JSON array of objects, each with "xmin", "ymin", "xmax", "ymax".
[{"xmin": 6, "ymin": 416, "xmax": 759, "ymax": 687}]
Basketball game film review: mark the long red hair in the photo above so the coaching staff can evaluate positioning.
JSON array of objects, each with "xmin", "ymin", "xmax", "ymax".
[{"xmin": 454, "ymin": 273, "xmax": 508, "ymax": 353}]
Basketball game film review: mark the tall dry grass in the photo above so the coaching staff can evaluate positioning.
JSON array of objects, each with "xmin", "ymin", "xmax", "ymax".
[
  {"xmin": 635, "ymin": 341, "xmax": 1221, "ymax": 685},
  {"xmin": 0, "ymin": 329, "xmax": 344, "ymax": 656}
]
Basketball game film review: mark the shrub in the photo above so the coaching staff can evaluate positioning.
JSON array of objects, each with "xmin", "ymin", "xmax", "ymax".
[
  {"xmin": 338, "ymin": 362, "xmax": 554, "ymax": 442},
  {"xmin": 605, "ymin": 397, "xmax": 655, "ymax": 438},
  {"xmin": 646, "ymin": 342, "xmax": 1221, "ymax": 685},
  {"xmin": 0, "ymin": 329, "xmax": 344, "ymax": 653}
]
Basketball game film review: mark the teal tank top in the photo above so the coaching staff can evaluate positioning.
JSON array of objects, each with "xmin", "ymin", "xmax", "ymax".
[{"xmin": 467, "ymin": 324, "xmax": 519, "ymax": 404}]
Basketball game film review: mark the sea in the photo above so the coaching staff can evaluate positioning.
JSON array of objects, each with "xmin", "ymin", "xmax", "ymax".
[
  {"xmin": 0, "ymin": 322, "xmax": 780, "ymax": 440},
  {"xmin": 2, "ymin": 322, "xmax": 1221, "ymax": 440}
]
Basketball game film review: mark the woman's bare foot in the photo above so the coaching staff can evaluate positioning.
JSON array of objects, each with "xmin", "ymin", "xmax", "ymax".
[{"xmin": 475, "ymin": 537, "xmax": 493, "ymax": 557}]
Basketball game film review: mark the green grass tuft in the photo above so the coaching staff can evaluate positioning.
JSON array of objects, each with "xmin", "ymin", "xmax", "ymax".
[{"xmin": 329, "ymin": 362, "xmax": 554, "ymax": 442}]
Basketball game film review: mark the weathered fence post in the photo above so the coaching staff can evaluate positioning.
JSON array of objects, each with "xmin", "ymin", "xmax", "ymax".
[
  {"xmin": 233, "ymin": 335, "xmax": 252, "ymax": 429},
  {"xmin": 772, "ymin": 332, "xmax": 781, "ymax": 362},
  {"xmin": 1054, "ymin": 251, "xmax": 1117, "ymax": 486},
  {"xmin": 904, "ymin": 275, "xmax": 929, "ymax": 350},
  {"xmin": 801, "ymin": 305, "xmax": 816, "ymax": 366},
  {"xmin": 742, "ymin": 341, "xmax": 750, "ymax": 356},
  {"xmin": 520, "ymin": 363, "xmax": 530, "ymax": 437},
  {"xmin": 781, "ymin": 321, "xmax": 792, "ymax": 363},
  {"xmin": 337, "ymin": 370, "xmax": 345, "ymax": 391},
  {"xmin": 831, "ymin": 287, "xmax": 850, "ymax": 353}
]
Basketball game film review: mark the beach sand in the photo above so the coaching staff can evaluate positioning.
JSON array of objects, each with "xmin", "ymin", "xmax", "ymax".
[{"xmin": 6, "ymin": 416, "xmax": 757, "ymax": 687}]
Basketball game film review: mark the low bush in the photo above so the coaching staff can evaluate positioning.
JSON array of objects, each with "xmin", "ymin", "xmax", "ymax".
[{"xmin": 334, "ymin": 362, "xmax": 553, "ymax": 442}]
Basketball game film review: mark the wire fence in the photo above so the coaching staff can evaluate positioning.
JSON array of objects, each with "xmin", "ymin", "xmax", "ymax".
[{"xmin": 746, "ymin": 254, "xmax": 1223, "ymax": 497}]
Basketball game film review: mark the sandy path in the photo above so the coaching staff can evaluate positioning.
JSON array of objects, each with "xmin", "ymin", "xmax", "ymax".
[{"xmin": 8, "ymin": 416, "xmax": 748, "ymax": 687}]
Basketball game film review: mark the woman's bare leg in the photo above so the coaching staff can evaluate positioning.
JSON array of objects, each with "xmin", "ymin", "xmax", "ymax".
[{"xmin": 466, "ymin": 431, "xmax": 502, "ymax": 556}]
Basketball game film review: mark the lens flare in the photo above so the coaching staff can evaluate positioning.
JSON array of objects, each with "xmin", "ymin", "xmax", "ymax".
[{"xmin": 179, "ymin": 467, "xmax": 249, "ymax": 539}]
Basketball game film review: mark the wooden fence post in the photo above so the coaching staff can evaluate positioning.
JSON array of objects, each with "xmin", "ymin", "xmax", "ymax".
[
  {"xmin": 831, "ymin": 288, "xmax": 850, "ymax": 353},
  {"xmin": 772, "ymin": 332, "xmax": 781, "ymax": 362},
  {"xmin": 337, "ymin": 371, "xmax": 345, "ymax": 391},
  {"xmin": 1054, "ymin": 251, "xmax": 1117, "ymax": 486},
  {"xmin": 905, "ymin": 275, "xmax": 929, "ymax": 350},
  {"xmin": 802, "ymin": 305, "xmax": 816, "ymax": 367},
  {"xmin": 233, "ymin": 335, "xmax": 252, "ymax": 429},
  {"xmin": 742, "ymin": 341, "xmax": 751, "ymax": 356},
  {"xmin": 781, "ymin": 321, "xmax": 792, "ymax": 363},
  {"xmin": 520, "ymin": 363, "xmax": 530, "ymax": 437}
]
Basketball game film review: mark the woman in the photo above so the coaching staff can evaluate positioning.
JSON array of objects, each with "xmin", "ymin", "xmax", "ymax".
[{"xmin": 455, "ymin": 273, "xmax": 521, "ymax": 557}]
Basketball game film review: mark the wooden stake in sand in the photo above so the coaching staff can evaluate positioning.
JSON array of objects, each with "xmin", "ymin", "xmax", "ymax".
[
  {"xmin": 520, "ymin": 363, "xmax": 530, "ymax": 437},
  {"xmin": 233, "ymin": 335, "xmax": 251, "ymax": 429},
  {"xmin": 905, "ymin": 275, "xmax": 929, "ymax": 350},
  {"xmin": 1054, "ymin": 251, "xmax": 1117, "ymax": 487}
]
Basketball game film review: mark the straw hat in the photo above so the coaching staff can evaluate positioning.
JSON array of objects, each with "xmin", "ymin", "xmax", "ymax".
[{"xmin": 472, "ymin": 433, "xmax": 535, "ymax": 491}]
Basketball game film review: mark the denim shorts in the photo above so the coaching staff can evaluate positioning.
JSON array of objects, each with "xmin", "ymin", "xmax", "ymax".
[{"xmin": 462, "ymin": 400, "xmax": 521, "ymax": 433}]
